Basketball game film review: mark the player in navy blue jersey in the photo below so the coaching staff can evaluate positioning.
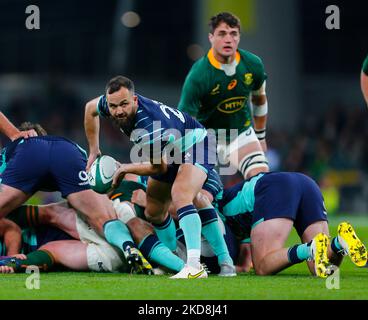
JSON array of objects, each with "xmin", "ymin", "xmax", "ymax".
[
  {"xmin": 0, "ymin": 119, "xmax": 153, "ymax": 274},
  {"xmin": 84, "ymin": 76, "xmax": 220, "ymax": 278},
  {"xmin": 217, "ymin": 171, "xmax": 368, "ymax": 278}
]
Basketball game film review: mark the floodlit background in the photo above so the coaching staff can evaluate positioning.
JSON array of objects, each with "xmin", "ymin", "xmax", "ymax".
[{"xmin": 0, "ymin": 0, "xmax": 367, "ymax": 215}]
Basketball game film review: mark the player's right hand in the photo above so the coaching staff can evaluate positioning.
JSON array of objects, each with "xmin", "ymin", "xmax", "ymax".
[
  {"xmin": 11, "ymin": 129, "xmax": 38, "ymax": 141},
  {"xmin": 86, "ymin": 151, "xmax": 101, "ymax": 171},
  {"xmin": 0, "ymin": 266, "xmax": 14, "ymax": 273}
]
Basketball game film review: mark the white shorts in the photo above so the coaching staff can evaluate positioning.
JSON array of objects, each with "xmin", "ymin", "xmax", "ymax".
[
  {"xmin": 75, "ymin": 212, "xmax": 128, "ymax": 272},
  {"xmin": 216, "ymin": 126, "xmax": 259, "ymax": 164}
]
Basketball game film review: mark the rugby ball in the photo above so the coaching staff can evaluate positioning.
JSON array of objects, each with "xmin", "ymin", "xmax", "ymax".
[{"xmin": 88, "ymin": 155, "xmax": 119, "ymax": 193}]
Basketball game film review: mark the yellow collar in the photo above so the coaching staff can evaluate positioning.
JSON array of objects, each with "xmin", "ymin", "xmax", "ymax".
[{"xmin": 207, "ymin": 48, "xmax": 240, "ymax": 70}]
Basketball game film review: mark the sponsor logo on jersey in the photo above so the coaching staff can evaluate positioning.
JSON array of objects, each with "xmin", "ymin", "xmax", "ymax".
[
  {"xmin": 78, "ymin": 170, "xmax": 90, "ymax": 186},
  {"xmin": 210, "ymin": 84, "xmax": 220, "ymax": 95},
  {"xmin": 216, "ymin": 97, "xmax": 246, "ymax": 114},
  {"xmin": 227, "ymin": 79, "xmax": 237, "ymax": 90},
  {"xmin": 244, "ymin": 73, "xmax": 253, "ymax": 85},
  {"xmin": 244, "ymin": 120, "xmax": 251, "ymax": 127}
]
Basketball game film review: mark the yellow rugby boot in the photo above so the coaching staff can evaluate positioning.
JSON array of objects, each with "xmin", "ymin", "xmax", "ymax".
[
  {"xmin": 338, "ymin": 222, "xmax": 368, "ymax": 267},
  {"xmin": 311, "ymin": 233, "xmax": 331, "ymax": 278}
]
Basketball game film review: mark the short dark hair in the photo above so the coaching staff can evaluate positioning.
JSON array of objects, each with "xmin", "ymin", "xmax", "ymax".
[
  {"xmin": 209, "ymin": 12, "xmax": 241, "ymax": 34},
  {"xmin": 18, "ymin": 122, "xmax": 47, "ymax": 136},
  {"xmin": 105, "ymin": 76, "xmax": 135, "ymax": 95}
]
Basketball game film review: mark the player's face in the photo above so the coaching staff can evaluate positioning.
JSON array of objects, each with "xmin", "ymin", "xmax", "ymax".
[
  {"xmin": 107, "ymin": 86, "xmax": 138, "ymax": 129},
  {"xmin": 209, "ymin": 22, "xmax": 240, "ymax": 63}
]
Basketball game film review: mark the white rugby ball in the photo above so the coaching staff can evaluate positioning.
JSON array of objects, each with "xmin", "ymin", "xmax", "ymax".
[{"xmin": 88, "ymin": 155, "xmax": 119, "ymax": 193}]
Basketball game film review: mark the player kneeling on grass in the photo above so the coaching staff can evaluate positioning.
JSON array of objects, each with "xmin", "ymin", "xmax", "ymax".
[
  {"xmin": 217, "ymin": 171, "xmax": 368, "ymax": 278},
  {"xmin": 0, "ymin": 118, "xmax": 179, "ymax": 274},
  {"xmin": 0, "ymin": 177, "xmax": 186, "ymax": 274}
]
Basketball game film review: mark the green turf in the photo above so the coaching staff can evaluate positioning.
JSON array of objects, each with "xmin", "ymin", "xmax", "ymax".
[{"xmin": 0, "ymin": 216, "xmax": 367, "ymax": 300}]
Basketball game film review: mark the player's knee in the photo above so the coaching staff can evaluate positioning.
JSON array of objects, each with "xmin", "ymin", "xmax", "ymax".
[
  {"xmin": 193, "ymin": 192, "xmax": 211, "ymax": 209},
  {"xmin": 144, "ymin": 208, "xmax": 164, "ymax": 224},
  {"xmin": 253, "ymin": 263, "xmax": 269, "ymax": 276}
]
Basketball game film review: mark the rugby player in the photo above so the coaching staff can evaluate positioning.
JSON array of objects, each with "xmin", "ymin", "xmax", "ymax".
[
  {"xmin": 217, "ymin": 171, "xmax": 368, "ymax": 277},
  {"xmin": 361, "ymin": 55, "xmax": 368, "ymax": 105},
  {"xmin": 0, "ymin": 177, "xmax": 185, "ymax": 274},
  {"xmin": 85, "ymin": 75, "xmax": 219, "ymax": 278},
  {"xmin": 0, "ymin": 118, "xmax": 152, "ymax": 273},
  {"xmin": 178, "ymin": 12, "xmax": 269, "ymax": 179}
]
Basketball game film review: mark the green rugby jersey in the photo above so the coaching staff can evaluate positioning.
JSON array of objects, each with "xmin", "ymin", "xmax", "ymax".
[
  {"xmin": 109, "ymin": 180, "xmax": 147, "ymax": 220},
  {"xmin": 363, "ymin": 55, "xmax": 368, "ymax": 75},
  {"xmin": 178, "ymin": 48, "xmax": 267, "ymax": 141}
]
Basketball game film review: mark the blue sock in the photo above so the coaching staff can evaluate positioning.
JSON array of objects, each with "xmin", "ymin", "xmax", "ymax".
[
  {"xmin": 103, "ymin": 219, "xmax": 135, "ymax": 251},
  {"xmin": 287, "ymin": 242, "xmax": 312, "ymax": 264},
  {"xmin": 331, "ymin": 236, "xmax": 344, "ymax": 256},
  {"xmin": 178, "ymin": 205, "xmax": 202, "ymax": 267},
  {"xmin": 139, "ymin": 234, "xmax": 185, "ymax": 272},
  {"xmin": 152, "ymin": 214, "xmax": 177, "ymax": 251},
  {"xmin": 199, "ymin": 206, "xmax": 233, "ymax": 265}
]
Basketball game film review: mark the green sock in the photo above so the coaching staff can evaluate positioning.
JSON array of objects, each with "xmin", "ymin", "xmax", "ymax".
[
  {"xmin": 14, "ymin": 250, "xmax": 54, "ymax": 272},
  {"xmin": 7, "ymin": 205, "xmax": 39, "ymax": 228}
]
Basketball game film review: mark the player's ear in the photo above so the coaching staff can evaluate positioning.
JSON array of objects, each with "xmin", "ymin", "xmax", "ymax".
[{"xmin": 208, "ymin": 33, "xmax": 214, "ymax": 44}]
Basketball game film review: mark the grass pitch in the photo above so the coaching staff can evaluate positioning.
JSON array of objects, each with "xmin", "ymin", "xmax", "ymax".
[{"xmin": 1, "ymin": 216, "xmax": 367, "ymax": 300}]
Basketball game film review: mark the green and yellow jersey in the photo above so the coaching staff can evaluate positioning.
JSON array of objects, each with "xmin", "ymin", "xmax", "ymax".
[
  {"xmin": 362, "ymin": 55, "xmax": 368, "ymax": 76},
  {"xmin": 178, "ymin": 48, "xmax": 267, "ymax": 141}
]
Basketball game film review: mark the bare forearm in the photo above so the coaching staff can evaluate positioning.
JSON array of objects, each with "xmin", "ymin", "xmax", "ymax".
[
  {"xmin": 121, "ymin": 162, "xmax": 166, "ymax": 176},
  {"xmin": 361, "ymin": 72, "xmax": 368, "ymax": 106},
  {"xmin": 84, "ymin": 101, "xmax": 101, "ymax": 153},
  {"xmin": 0, "ymin": 112, "xmax": 20, "ymax": 140},
  {"xmin": 4, "ymin": 229, "xmax": 22, "ymax": 256}
]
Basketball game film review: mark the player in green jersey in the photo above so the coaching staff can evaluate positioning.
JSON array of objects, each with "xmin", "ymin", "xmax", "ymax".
[
  {"xmin": 361, "ymin": 55, "xmax": 368, "ymax": 106},
  {"xmin": 178, "ymin": 12, "xmax": 269, "ymax": 179}
]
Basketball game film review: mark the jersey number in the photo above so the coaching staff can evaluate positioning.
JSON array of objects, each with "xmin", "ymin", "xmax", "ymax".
[{"xmin": 159, "ymin": 103, "xmax": 185, "ymax": 123}]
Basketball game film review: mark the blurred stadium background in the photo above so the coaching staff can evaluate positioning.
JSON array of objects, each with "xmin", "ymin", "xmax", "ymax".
[{"xmin": 0, "ymin": 0, "xmax": 367, "ymax": 216}]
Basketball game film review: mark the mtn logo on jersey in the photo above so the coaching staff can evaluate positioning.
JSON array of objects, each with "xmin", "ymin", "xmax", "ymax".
[
  {"xmin": 216, "ymin": 97, "xmax": 246, "ymax": 114},
  {"xmin": 244, "ymin": 73, "xmax": 253, "ymax": 86}
]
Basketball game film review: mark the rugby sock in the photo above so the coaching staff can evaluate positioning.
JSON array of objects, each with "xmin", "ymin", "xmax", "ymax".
[
  {"xmin": 287, "ymin": 242, "xmax": 312, "ymax": 264},
  {"xmin": 152, "ymin": 214, "xmax": 177, "ymax": 251},
  {"xmin": 199, "ymin": 206, "xmax": 233, "ymax": 265},
  {"xmin": 139, "ymin": 234, "xmax": 185, "ymax": 272},
  {"xmin": 331, "ymin": 236, "xmax": 344, "ymax": 256},
  {"xmin": 177, "ymin": 205, "xmax": 201, "ymax": 268},
  {"xmin": 6, "ymin": 250, "xmax": 55, "ymax": 272},
  {"xmin": 7, "ymin": 205, "xmax": 40, "ymax": 228},
  {"xmin": 103, "ymin": 219, "xmax": 135, "ymax": 251}
]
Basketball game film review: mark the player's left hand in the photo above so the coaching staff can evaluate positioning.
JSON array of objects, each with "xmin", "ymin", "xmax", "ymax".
[
  {"xmin": 11, "ymin": 254, "xmax": 27, "ymax": 260},
  {"xmin": 112, "ymin": 165, "xmax": 127, "ymax": 189},
  {"xmin": 131, "ymin": 189, "xmax": 147, "ymax": 207}
]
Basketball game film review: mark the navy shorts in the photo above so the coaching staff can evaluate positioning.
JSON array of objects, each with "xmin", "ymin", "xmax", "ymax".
[
  {"xmin": 202, "ymin": 168, "xmax": 223, "ymax": 201},
  {"xmin": 151, "ymin": 135, "xmax": 216, "ymax": 184},
  {"xmin": 36, "ymin": 225, "xmax": 74, "ymax": 249},
  {"xmin": 252, "ymin": 172, "xmax": 328, "ymax": 237},
  {"xmin": 1, "ymin": 136, "xmax": 90, "ymax": 198}
]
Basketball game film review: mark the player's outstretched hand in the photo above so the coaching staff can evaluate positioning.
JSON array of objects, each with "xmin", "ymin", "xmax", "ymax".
[
  {"xmin": 112, "ymin": 165, "xmax": 127, "ymax": 189},
  {"xmin": 0, "ymin": 266, "xmax": 14, "ymax": 274},
  {"xmin": 86, "ymin": 151, "xmax": 101, "ymax": 172},
  {"xmin": 11, "ymin": 129, "xmax": 38, "ymax": 141},
  {"xmin": 11, "ymin": 254, "xmax": 27, "ymax": 260}
]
